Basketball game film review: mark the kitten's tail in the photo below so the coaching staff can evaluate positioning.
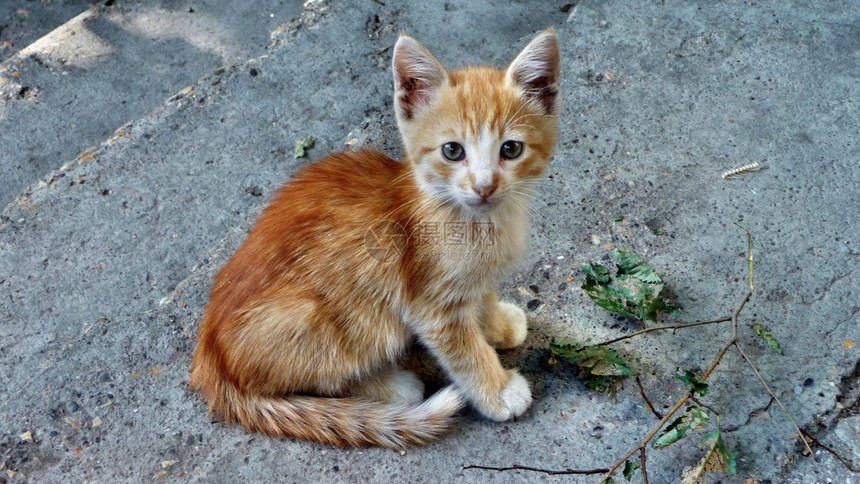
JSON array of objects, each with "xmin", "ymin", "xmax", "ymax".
[{"xmin": 210, "ymin": 382, "xmax": 465, "ymax": 449}]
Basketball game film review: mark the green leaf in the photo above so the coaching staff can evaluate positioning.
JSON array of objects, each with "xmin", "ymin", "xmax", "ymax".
[
  {"xmin": 294, "ymin": 136, "xmax": 315, "ymax": 158},
  {"xmin": 644, "ymin": 296, "xmax": 680, "ymax": 318},
  {"xmin": 614, "ymin": 246, "xmax": 645, "ymax": 273},
  {"xmin": 653, "ymin": 228, "xmax": 665, "ymax": 236},
  {"xmin": 586, "ymin": 376, "xmax": 612, "ymax": 392},
  {"xmin": 754, "ymin": 322, "xmax": 782, "ymax": 354},
  {"xmin": 613, "ymin": 215, "xmax": 624, "ymax": 222},
  {"xmin": 606, "ymin": 478, "xmax": 615, "ymax": 484},
  {"xmin": 583, "ymin": 284, "xmax": 638, "ymax": 319},
  {"xmin": 623, "ymin": 459, "xmax": 639, "ymax": 480},
  {"xmin": 627, "ymin": 263, "xmax": 662, "ymax": 283},
  {"xmin": 616, "ymin": 276, "xmax": 650, "ymax": 305},
  {"xmin": 634, "ymin": 284, "xmax": 680, "ymax": 322},
  {"xmin": 615, "ymin": 246, "xmax": 662, "ymax": 283},
  {"xmin": 549, "ymin": 339, "xmax": 634, "ymax": 392},
  {"xmin": 581, "ymin": 247, "xmax": 678, "ymax": 322},
  {"xmin": 582, "ymin": 262, "xmax": 610, "ymax": 284},
  {"xmin": 653, "ymin": 406, "xmax": 709, "ymax": 449},
  {"xmin": 699, "ymin": 426, "xmax": 737, "ymax": 475},
  {"xmin": 676, "ymin": 371, "xmax": 709, "ymax": 397}
]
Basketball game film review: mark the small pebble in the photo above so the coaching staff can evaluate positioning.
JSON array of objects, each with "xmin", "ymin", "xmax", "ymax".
[{"xmin": 527, "ymin": 299, "xmax": 542, "ymax": 311}]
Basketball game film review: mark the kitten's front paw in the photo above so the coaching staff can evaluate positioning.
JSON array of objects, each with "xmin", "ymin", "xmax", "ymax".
[
  {"xmin": 479, "ymin": 370, "xmax": 532, "ymax": 421},
  {"xmin": 497, "ymin": 301, "xmax": 528, "ymax": 348}
]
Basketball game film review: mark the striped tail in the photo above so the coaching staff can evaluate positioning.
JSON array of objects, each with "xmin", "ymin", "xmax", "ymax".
[{"xmin": 210, "ymin": 382, "xmax": 465, "ymax": 449}]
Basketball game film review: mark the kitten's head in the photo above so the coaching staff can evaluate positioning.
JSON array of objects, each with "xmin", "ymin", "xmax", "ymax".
[{"xmin": 392, "ymin": 31, "xmax": 561, "ymax": 217}]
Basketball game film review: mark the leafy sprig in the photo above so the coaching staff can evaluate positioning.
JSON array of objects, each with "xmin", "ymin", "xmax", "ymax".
[{"xmin": 581, "ymin": 246, "xmax": 679, "ymax": 323}]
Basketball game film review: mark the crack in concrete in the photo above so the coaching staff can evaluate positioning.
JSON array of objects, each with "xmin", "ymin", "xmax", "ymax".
[
  {"xmin": 723, "ymin": 396, "xmax": 775, "ymax": 433},
  {"xmin": 777, "ymin": 357, "xmax": 860, "ymax": 477},
  {"xmin": 818, "ymin": 267, "xmax": 857, "ymax": 303},
  {"xmin": 835, "ymin": 359, "xmax": 860, "ymax": 420}
]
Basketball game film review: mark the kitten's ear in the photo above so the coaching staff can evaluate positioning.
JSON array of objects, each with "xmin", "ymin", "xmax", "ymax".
[
  {"xmin": 506, "ymin": 30, "xmax": 561, "ymax": 115},
  {"xmin": 392, "ymin": 35, "xmax": 449, "ymax": 120}
]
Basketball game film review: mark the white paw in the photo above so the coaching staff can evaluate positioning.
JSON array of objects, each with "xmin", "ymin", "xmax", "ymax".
[
  {"xmin": 498, "ymin": 301, "xmax": 528, "ymax": 347},
  {"xmin": 481, "ymin": 371, "xmax": 532, "ymax": 421},
  {"xmin": 389, "ymin": 370, "xmax": 425, "ymax": 405}
]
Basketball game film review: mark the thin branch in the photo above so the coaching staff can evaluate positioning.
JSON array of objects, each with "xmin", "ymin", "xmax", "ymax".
[
  {"xmin": 703, "ymin": 336, "xmax": 737, "ymax": 381},
  {"xmin": 462, "ymin": 464, "xmax": 609, "ymax": 476},
  {"xmin": 689, "ymin": 395, "xmax": 720, "ymax": 417},
  {"xmin": 636, "ymin": 375, "xmax": 664, "ymax": 419},
  {"xmin": 600, "ymin": 289, "xmax": 751, "ymax": 484},
  {"xmin": 730, "ymin": 288, "xmax": 752, "ymax": 337},
  {"xmin": 801, "ymin": 430, "xmax": 859, "ymax": 472},
  {"xmin": 586, "ymin": 317, "xmax": 732, "ymax": 348},
  {"xmin": 639, "ymin": 447, "xmax": 649, "ymax": 484},
  {"xmin": 599, "ymin": 394, "xmax": 691, "ymax": 484},
  {"xmin": 734, "ymin": 342, "xmax": 816, "ymax": 460}
]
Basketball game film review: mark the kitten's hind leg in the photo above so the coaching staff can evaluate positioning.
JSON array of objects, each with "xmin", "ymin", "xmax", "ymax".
[
  {"xmin": 480, "ymin": 291, "xmax": 528, "ymax": 349},
  {"xmin": 347, "ymin": 367, "xmax": 425, "ymax": 405}
]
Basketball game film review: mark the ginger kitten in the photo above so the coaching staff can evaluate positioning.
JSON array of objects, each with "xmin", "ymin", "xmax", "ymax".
[{"xmin": 190, "ymin": 30, "xmax": 561, "ymax": 449}]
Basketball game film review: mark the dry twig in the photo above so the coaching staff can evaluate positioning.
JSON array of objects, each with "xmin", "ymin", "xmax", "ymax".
[
  {"xmin": 588, "ymin": 317, "xmax": 731, "ymax": 348},
  {"xmin": 461, "ymin": 464, "xmax": 609, "ymax": 476},
  {"xmin": 800, "ymin": 430, "xmax": 859, "ymax": 472},
  {"xmin": 597, "ymin": 289, "xmax": 750, "ymax": 484},
  {"xmin": 639, "ymin": 447, "xmax": 648, "ymax": 484},
  {"xmin": 635, "ymin": 375, "xmax": 664, "ymax": 419},
  {"xmin": 734, "ymin": 342, "xmax": 816, "ymax": 459}
]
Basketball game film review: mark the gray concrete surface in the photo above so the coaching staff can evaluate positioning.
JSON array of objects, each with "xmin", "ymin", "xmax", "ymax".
[
  {"xmin": 0, "ymin": 0, "xmax": 89, "ymax": 59},
  {"xmin": 1, "ymin": 0, "xmax": 858, "ymax": 482},
  {"xmin": 0, "ymin": 0, "xmax": 303, "ymax": 209}
]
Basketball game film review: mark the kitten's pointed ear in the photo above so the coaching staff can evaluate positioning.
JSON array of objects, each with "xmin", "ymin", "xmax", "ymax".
[
  {"xmin": 506, "ymin": 30, "xmax": 561, "ymax": 115},
  {"xmin": 392, "ymin": 35, "xmax": 449, "ymax": 121}
]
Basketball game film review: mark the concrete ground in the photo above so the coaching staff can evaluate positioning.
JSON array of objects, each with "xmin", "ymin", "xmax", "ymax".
[
  {"xmin": 0, "ymin": 0, "xmax": 302, "ymax": 209},
  {"xmin": 1, "ymin": 0, "xmax": 858, "ymax": 482}
]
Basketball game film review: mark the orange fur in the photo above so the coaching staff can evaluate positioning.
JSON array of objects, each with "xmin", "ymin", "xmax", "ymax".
[{"xmin": 190, "ymin": 30, "xmax": 561, "ymax": 449}]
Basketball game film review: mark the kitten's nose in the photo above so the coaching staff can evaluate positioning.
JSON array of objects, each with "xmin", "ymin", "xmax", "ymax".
[{"xmin": 472, "ymin": 184, "xmax": 497, "ymax": 201}]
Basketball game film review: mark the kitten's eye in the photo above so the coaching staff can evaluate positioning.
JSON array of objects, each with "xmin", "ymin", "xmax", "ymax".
[
  {"xmin": 500, "ymin": 141, "xmax": 523, "ymax": 160},
  {"xmin": 441, "ymin": 142, "xmax": 466, "ymax": 162}
]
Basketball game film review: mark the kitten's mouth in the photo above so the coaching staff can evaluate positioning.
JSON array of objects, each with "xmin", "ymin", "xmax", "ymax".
[{"xmin": 464, "ymin": 196, "xmax": 500, "ymax": 211}]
